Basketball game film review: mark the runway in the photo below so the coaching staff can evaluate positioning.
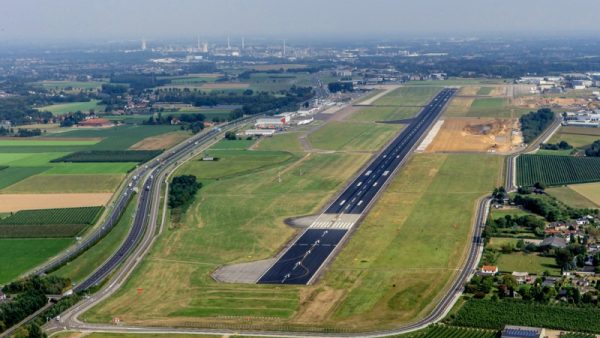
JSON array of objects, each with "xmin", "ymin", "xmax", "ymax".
[{"xmin": 258, "ymin": 88, "xmax": 457, "ymax": 285}]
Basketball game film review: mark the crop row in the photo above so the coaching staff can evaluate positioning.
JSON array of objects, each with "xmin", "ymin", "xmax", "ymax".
[
  {"xmin": 450, "ymin": 299, "xmax": 600, "ymax": 333},
  {"xmin": 0, "ymin": 206, "xmax": 103, "ymax": 225},
  {"xmin": 0, "ymin": 223, "xmax": 87, "ymax": 238},
  {"xmin": 411, "ymin": 326, "xmax": 497, "ymax": 338},
  {"xmin": 517, "ymin": 154, "xmax": 600, "ymax": 187},
  {"xmin": 51, "ymin": 150, "xmax": 161, "ymax": 163}
]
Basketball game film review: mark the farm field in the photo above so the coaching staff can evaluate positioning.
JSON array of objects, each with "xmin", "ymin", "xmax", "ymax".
[
  {"xmin": 0, "ymin": 238, "xmax": 73, "ymax": 284},
  {"xmin": 349, "ymin": 106, "xmax": 421, "ymax": 122},
  {"xmin": 53, "ymin": 198, "xmax": 137, "ymax": 283},
  {"xmin": 0, "ymin": 205, "xmax": 101, "ymax": 225},
  {"xmin": 450, "ymin": 299, "xmax": 600, "ymax": 333},
  {"xmin": 568, "ymin": 182, "xmax": 600, "ymax": 207},
  {"xmin": 404, "ymin": 325, "xmax": 498, "ymax": 338},
  {"xmin": 33, "ymin": 80, "xmax": 105, "ymax": 91},
  {"xmin": 1, "ymin": 174, "xmax": 124, "ymax": 193},
  {"xmin": 0, "ymin": 193, "xmax": 112, "ymax": 212},
  {"xmin": 517, "ymin": 155, "xmax": 600, "ymax": 186},
  {"xmin": 43, "ymin": 162, "xmax": 137, "ymax": 174},
  {"xmin": 85, "ymin": 153, "xmax": 500, "ymax": 331},
  {"xmin": 37, "ymin": 100, "xmax": 104, "ymax": 115},
  {"xmin": 548, "ymin": 127, "xmax": 600, "ymax": 148},
  {"xmin": 0, "ymin": 139, "xmax": 99, "ymax": 147},
  {"xmin": 496, "ymin": 252, "xmax": 560, "ymax": 275},
  {"xmin": 546, "ymin": 185, "xmax": 599, "ymax": 208},
  {"xmin": 52, "ymin": 150, "xmax": 161, "ymax": 163},
  {"xmin": 129, "ymin": 131, "xmax": 190, "ymax": 150},
  {"xmin": 426, "ymin": 118, "xmax": 521, "ymax": 153},
  {"xmin": 308, "ymin": 121, "xmax": 402, "ymax": 151},
  {"xmin": 372, "ymin": 86, "xmax": 441, "ymax": 106},
  {"xmin": 84, "ymin": 143, "xmax": 372, "ymax": 328},
  {"xmin": 0, "ymin": 166, "xmax": 50, "ymax": 190},
  {"xmin": 47, "ymin": 125, "xmax": 180, "ymax": 150}
]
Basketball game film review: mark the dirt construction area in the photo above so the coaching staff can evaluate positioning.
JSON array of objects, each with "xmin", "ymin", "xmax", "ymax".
[
  {"xmin": 513, "ymin": 95, "xmax": 590, "ymax": 110},
  {"xmin": 426, "ymin": 118, "xmax": 522, "ymax": 153},
  {"xmin": 0, "ymin": 193, "xmax": 112, "ymax": 212}
]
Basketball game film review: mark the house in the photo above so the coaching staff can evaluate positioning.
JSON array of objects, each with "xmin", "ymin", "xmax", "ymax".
[
  {"xmin": 512, "ymin": 271, "xmax": 530, "ymax": 284},
  {"xmin": 501, "ymin": 325, "xmax": 544, "ymax": 338},
  {"xmin": 540, "ymin": 236, "xmax": 567, "ymax": 249},
  {"xmin": 0, "ymin": 291, "xmax": 6, "ymax": 302},
  {"xmin": 541, "ymin": 277, "xmax": 558, "ymax": 288},
  {"xmin": 480, "ymin": 265, "xmax": 498, "ymax": 276}
]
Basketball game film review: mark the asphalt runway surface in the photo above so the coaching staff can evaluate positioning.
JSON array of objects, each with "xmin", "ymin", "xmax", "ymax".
[
  {"xmin": 326, "ymin": 88, "xmax": 456, "ymax": 214},
  {"xmin": 259, "ymin": 88, "xmax": 456, "ymax": 285},
  {"xmin": 258, "ymin": 229, "xmax": 347, "ymax": 284}
]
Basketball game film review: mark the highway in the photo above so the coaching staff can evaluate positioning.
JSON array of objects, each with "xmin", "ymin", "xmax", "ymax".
[{"xmin": 258, "ymin": 88, "xmax": 456, "ymax": 285}]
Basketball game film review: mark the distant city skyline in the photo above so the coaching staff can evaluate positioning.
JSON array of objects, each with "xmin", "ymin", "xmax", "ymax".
[{"xmin": 1, "ymin": 0, "xmax": 600, "ymax": 42}]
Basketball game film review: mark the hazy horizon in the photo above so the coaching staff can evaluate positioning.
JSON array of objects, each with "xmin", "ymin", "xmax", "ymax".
[{"xmin": 1, "ymin": 0, "xmax": 600, "ymax": 42}]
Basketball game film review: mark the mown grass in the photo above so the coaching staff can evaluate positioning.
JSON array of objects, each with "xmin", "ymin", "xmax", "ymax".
[
  {"xmin": 496, "ymin": 252, "xmax": 560, "ymax": 275},
  {"xmin": 84, "ymin": 146, "xmax": 371, "ymax": 325},
  {"xmin": 548, "ymin": 129, "xmax": 600, "ymax": 148},
  {"xmin": 43, "ymin": 162, "xmax": 137, "ymax": 174},
  {"xmin": 0, "ymin": 238, "xmax": 74, "ymax": 284},
  {"xmin": 349, "ymin": 106, "xmax": 421, "ymax": 122},
  {"xmin": 255, "ymin": 132, "xmax": 304, "ymax": 153},
  {"xmin": 0, "ymin": 166, "xmax": 50, "ymax": 190},
  {"xmin": 322, "ymin": 154, "xmax": 502, "ymax": 329},
  {"xmin": 37, "ymin": 100, "xmax": 104, "ymax": 115},
  {"xmin": 373, "ymin": 86, "xmax": 441, "ymax": 106},
  {"xmin": 546, "ymin": 185, "xmax": 598, "ymax": 208},
  {"xmin": 308, "ymin": 121, "xmax": 402, "ymax": 151},
  {"xmin": 467, "ymin": 98, "xmax": 508, "ymax": 117}
]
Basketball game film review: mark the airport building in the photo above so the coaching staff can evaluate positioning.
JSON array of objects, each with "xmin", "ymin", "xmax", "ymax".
[
  {"xmin": 563, "ymin": 110, "xmax": 600, "ymax": 127},
  {"xmin": 255, "ymin": 117, "xmax": 287, "ymax": 129}
]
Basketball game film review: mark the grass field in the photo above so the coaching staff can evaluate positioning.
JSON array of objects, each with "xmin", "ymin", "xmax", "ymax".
[
  {"xmin": 1, "ymin": 174, "xmax": 124, "ymax": 193},
  {"xmin": 321, "ymin": 154, "xmax": 502, "ymax": 329},
  {"xmin": 546, "ymin": 185, "xmax": 598, "ymax": 208},
  {"xmin": 349, "ymin": 106, "xmax": 421, "ymax": 122},
  {"xmin": 0, "ymin": 238, "xmax": 73, "ymax": 284},
  {"xmin": 37, "ymin": 100, "xmax": 104, "ymax": 115},
  {"xmin": 43, "ymin": 162, "xmax": 136, "ymax": 174},
  {"xmin": 308, "ymin": 121, "xmax": 402, "ymax": 151},
  {"xmin": 0, "ymin": 167, "xmax": 50, "ymax": 190},
  {"xmin": 487, "ymin": 237, "xmax": 521, "ymax": 251},
  {"xmin": 490, "ymin": 207, "xmax": 538, "ymax": 219},
  {"xmin": 255, "ymin": 133, "xmax": 304, "ymax": 153},
  {"xmin": 0, "ymin": 139, "xmax": 99, "ymax": 147},
  {"xmin": 84, "ymin": 142, "xmax": 371, "ymax": 327},
  {"xmin": 209, "ymin": 139, "xmax": 256, "ymax": 150},
  {"xmin": 34, "ymin": 80, "xmax": 105, "ymax": 91},
  {"xmin": 496, "ymin": 252, "xmax": 560, "ymax": 275},
  {"xmin": 476, "ymin": 87, "xmax": 493, "ymax": 96},
  {"xmin": 568, "ymin": 182, "xmax": 600, "ymax": 207},
  {"xmin": 85, "ymin": 153, "xmax": 500, "ymax": 331},
  {"xmin": 549, "ymin": 127, "xmax": 600, "ymax": 148},
  {"xmin": 53, "ymin": 198, "xmax": 137, "ymax": 283},
  {"xmin": 373, "ymin": 86, "xmax": 441, "ymax": 106},
  {"xmin": 0, "ymin": 152, "xmax": 69, "ymax": 166},
  {"xmin": 467, "ymin": 98, "xmax": 508, "ymax": 117}
]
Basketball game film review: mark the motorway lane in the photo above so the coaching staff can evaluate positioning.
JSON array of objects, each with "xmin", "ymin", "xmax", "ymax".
[
  {"xmin": 326, "ymin": 88, "xmax": 456, "ymax": 214},
  {"xmin": 259, "ymin": 89, "xmax": 456, "ymax": 285}
]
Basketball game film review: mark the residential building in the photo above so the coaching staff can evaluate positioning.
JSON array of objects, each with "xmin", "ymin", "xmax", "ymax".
[{"xmin": 480, "ymin": 265, "xmax": 498, "ymax": 276}]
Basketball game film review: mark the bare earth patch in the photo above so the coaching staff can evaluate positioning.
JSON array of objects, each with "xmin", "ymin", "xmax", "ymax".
[
  {"xmin": 458, "ymin": 86, "xmax": 480, "ymax": 96},
  {"xmin": 427, "ymin": 117, "xmax": 522, "ymax": 153},
  {"xmin": 513, "ymin": 95, "xmax": 588, "ymax": 110},
  {"xmin": 129, "ymin": 132, "xmax": 189, "ymax": 150},
  {"xmin": 0, "ymin": 193, "xmax": 112, "ymax": 212}
]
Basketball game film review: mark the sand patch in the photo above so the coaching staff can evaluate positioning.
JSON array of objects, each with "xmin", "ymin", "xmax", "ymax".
[
  {"xmin": 0, "ymin": 193, "xmax": 112, "ymax": 212},
  {"xmin": 427, "ymin": 118, "xmax": 522, "ymax": 153},
  {"xmin": 129, "ymin": 132, "xmax": 189, "ymax": 150},
  {"xmin": 458, "ymin": 86, "xmax": 480, "ymax": 96}
]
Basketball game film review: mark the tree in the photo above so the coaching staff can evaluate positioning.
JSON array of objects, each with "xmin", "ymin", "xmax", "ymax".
[
  {"xmin": 224, "ymin": 131, "xmax": 237, "ymax": 140},
  {"xmin": 555, "ymin": 248, "xmax": 574, "ymax": 271},
  {"xmin": 27, "ymin": 323, "xmax": 46, "ymax": 338}
]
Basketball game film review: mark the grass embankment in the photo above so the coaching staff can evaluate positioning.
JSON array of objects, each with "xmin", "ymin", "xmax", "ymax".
[{"xmin": 84, "ymin": 153, "xmax": 501, "ymax": 331}]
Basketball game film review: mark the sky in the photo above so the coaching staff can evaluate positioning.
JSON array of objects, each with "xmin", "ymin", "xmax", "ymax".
[{"xmin": 1, "ymin": 0, "xmax": 600, "ymax": 42}]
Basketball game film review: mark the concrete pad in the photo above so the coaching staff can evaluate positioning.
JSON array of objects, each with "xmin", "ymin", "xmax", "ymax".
[{"xmin": 212, "ymin": 258, "xmax": 277, "ymax": 284}]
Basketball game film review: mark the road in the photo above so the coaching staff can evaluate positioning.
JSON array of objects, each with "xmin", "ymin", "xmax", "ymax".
[{"xmin": 258, "ymin": 88, "xmax": 457, "ymax": 285}]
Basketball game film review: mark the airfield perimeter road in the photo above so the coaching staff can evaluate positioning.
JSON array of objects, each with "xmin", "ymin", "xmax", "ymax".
[{"xmin": 258, "ymin": 88, "xmax": 457, "ymax": 285}]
